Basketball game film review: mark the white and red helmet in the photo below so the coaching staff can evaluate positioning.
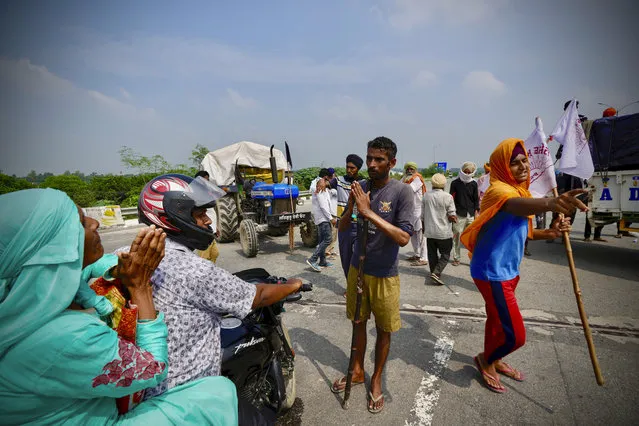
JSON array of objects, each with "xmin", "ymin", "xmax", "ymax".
[{"xmin": 138, "ymin": 174, "xmax": 223, "ymax": 250}]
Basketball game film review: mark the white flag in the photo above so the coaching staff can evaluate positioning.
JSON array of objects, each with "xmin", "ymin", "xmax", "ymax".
[
  {"xmin": 549, "ymin": 99, "xmax": 594, "ymax": 180},
  {"xmin": 476, "ymin": 172, "xmax": 490, "ymax": 201},
  {"xmin": 524, "ymin": 117, "xmax": 556, "ymax": 198}
]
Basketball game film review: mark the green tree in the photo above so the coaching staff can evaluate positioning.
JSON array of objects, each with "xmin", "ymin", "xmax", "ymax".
[
  {"xmin": 41, "ymin": 175, "xmax": 96, "ymax": 206},
  {"xmin": 25, "ymin": 170, "xmax": 38, "ymax": 183},
  {"xmin": 294, "ymin": 167, "xmax": 320, "ymax": 190},
  {"xmin": 89, "ymin": 174, "xmax": 137, "ymax": 205},
  {"xmin": 119, "ymin": 146, "xmax": 196, "ymax": 176},
  {"xmin": 190, "ymin": 144, "xmax": 210, "ymax": 168},
  {"xmin": 119, "ymin": 146, "xmax": 172, "ymax": 174},
  {"xmin": 420, "ymin": 164, "xmax": 445, "ymax": 178},
  {"xmin": 0, "ymin": 174, "xmax": 34, "ymax": 195}
]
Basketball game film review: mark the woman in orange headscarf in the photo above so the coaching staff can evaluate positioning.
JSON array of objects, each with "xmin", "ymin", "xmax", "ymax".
[{"xmin": 461, "ymin": 138, "xmax": 587, "ymax": 393}]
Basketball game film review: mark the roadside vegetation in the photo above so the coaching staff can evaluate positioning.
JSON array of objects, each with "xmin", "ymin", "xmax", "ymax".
[{"xmin": 1, "ymin": 145, "xmax": 467, "ymax": 206}]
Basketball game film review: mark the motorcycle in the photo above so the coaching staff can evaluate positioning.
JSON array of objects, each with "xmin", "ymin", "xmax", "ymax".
[{"xmin": 220, "ymin": 268, "xmax": 312, "ymax": 416}]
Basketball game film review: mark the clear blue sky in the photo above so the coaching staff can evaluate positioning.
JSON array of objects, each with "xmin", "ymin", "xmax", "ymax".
[{"xmin": 1, "ymin": 0, "xmax": 637, "ymax": 175}]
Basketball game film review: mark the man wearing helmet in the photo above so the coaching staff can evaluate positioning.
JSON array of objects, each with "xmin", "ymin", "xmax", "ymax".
[{"xmin": 121, "ymin": 174, "xmax": 306, "ymax": 405}]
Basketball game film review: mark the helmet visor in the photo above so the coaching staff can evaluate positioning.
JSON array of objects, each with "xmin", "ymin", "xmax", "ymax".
[{"xmin": 189, "ymin": 176, "xmax": 226, "ymax": 208}]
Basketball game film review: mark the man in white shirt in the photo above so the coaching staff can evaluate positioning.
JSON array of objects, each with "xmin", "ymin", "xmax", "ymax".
[
  {"xmin": 422, "ymin": 173, "xmax": 457, "ymax": 285},
  {"xmin": 307, "ymin": 178, "xmax": 336, "ymax": 272},
  {"xmin": 402, "ymin": 162, "xmax": 428, "ymax": 266}
]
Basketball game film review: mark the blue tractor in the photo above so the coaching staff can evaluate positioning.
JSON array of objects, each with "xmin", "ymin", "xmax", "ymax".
[{"xmin": 202, "ymin": 142, "xmax": 318, "ymax": 257}]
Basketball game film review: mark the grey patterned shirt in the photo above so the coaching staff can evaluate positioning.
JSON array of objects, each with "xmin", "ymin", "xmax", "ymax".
[{"xmin": 116, "ymin": 238, "xmax": 256, "ymax": 398}]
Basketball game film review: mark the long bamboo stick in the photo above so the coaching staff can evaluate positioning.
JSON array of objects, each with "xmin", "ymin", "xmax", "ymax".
[
  {"xmin": 552, "ymin": 187, "xmax": 604, "ymax": 385},
  {"xmin": 343, "ymin": 182, "xmax": 370, "ymax": 408}
]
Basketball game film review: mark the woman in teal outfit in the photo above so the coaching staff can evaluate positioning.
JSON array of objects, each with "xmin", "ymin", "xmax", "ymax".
[{"xmin": 0, "ymin": 188, "xmax": 238, "ymax": 425}]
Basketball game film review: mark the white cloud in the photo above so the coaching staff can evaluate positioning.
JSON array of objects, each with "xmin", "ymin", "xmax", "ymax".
[
  {"xmin": 369, "ymin": 5, "xmax": 385, "ymax": 23},
  {"xmin": 322, "ymin": 95, "xmax": 413, "ymax": 124},
  {"xmin": 0, "ymin": 57, "xmax": 185, "ymax": 176},
  {"xmin": 87, "ymin": 89, "xmax": 155, "ymax": 118},
  {"xmin": 388, "ymin": 0, "xmax": 509, "ymax": 30},
  {"xmin": 71, "ymin": 34, "xmax": 367, "ymax": 84},
  {"xmin": 412, "ymin": 70, "xmax": 437, "ymax": 87},
  {"xmin": 226, "ymin": 88, "xmax": 258, "ymax": 109},
  {"xmin": 0, "ymin": 58, "xmax": 154, "ymax": 119},
  {"xmin": 0, "ymin": 58, "xmax": 75, "ymax": 96},
  {"xmin": 462, "ymin": 71, "xmax": 506, "ymax": 95},
  {"xmin": 66, "ymin": 30, "xmax": 445, "ymax": 86},
  {"xmin": 120, "ymin": 87, "xmax": 132, "ymax": 100}
]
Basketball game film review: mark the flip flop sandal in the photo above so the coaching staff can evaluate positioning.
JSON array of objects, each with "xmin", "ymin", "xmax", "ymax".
[
  {"xmin": 367, "ymin": 391, "xmax": 385, "ymax": 414},
  {"xmin": 411, "ymin": 260, "xmax": 428, "ymax": 266},
  {"xmin": 474, "ymin": 356, "xmax": 506, "ymax": 393},
  {"xmin": 330, "ymin": 376, "xmax": 364, "ymax": 394},
  {"xmin": 496, "ymin": 362, "xmax": 525, "ymax": 382}
]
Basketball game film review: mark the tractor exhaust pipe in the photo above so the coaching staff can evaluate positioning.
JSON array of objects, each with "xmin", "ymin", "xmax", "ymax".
[{"xmin": 269, "ymin": 145, "xmax": 279, "ymax": 183}]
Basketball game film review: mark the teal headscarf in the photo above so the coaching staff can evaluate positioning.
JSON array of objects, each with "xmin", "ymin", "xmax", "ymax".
[{"xmin": 0, "ymin": 188, "xmax": 84, "ymax": 355}]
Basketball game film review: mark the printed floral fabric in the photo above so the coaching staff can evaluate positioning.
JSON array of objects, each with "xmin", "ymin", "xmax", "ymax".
[
  {"xmin": 90, "ymin": 277, "xmax": 148, "ymax": 413},
  {"xmin": 93, "ymin": 339, "xmax": 166, "ymax": 388}
]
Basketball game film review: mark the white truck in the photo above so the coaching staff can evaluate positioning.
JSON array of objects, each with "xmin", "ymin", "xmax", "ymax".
[{"xmin": 587, "ymin": 113, "xmax": 639, "ymax": 232}]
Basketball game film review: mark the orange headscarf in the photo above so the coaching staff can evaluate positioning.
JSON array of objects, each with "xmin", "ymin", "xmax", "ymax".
[{"xmin": 460, "ymin": 138, "xmax": 533, "ymax": 257}]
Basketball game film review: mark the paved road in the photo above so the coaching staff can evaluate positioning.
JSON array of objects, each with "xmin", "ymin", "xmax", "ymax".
[{"xmin": 101, "ymin": 211, "xmax": 639, "ymax": 425}]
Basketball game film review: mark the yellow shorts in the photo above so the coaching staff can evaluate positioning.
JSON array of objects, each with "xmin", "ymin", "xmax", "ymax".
[{"xmin": 346, "ymin": 266, "xmax": 401, "ymax": 332}]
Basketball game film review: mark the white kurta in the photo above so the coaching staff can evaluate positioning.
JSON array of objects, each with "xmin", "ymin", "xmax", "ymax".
[{"xmin": 408, "ymin": 179, "xmax": 424, "ymax": 231}]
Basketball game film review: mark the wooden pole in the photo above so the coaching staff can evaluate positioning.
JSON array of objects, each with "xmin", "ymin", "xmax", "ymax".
[
  {"xmin": 552, "ymin": 187, "xmax": 604, "ymax": 385},
  {"xmin": 288, "ymin": 171, "xmax": 295, "ymax": 252}
]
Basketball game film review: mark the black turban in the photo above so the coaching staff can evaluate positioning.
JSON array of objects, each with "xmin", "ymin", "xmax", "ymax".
[{"xmin": 346, "ymin": 154, "xmax": 363, "ymax": 170}]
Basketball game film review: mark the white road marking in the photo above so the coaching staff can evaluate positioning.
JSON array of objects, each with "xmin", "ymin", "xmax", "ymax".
[
  {"xmin": 529, "ymin": 326, "xmax": 554, "ymax": 336},
  {"xmin": 405, "ymin": 331, "xmax": 454, "ymax": 426}
]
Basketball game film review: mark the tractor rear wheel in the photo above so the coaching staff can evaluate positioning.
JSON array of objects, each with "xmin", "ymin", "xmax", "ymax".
[
  {"xmin": 239, "ymin": 219, "xmax": 259, "ymax": 257},
  {"xmin": 216, "ymin": 195, "xmax": 239, "ymax": 243},
  {"xmin": 300, "ymin": 220, "xmax": 318, "ymax": 247}
]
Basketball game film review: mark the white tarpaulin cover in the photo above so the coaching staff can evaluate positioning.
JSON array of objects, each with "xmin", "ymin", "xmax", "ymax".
[{"xmin": 201, "ymin": 141, "xmax": 287, "ymax": 186}]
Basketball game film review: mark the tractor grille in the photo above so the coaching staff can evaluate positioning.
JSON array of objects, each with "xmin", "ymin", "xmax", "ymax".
[{"xmin": 272, "ymin": 198, "xmax": 296, "ymax": 214}]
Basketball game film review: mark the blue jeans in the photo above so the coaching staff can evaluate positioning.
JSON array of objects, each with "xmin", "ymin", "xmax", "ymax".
[{"xmin": 309, "ymin": 222, "xmax": 332, "ymax": 265}]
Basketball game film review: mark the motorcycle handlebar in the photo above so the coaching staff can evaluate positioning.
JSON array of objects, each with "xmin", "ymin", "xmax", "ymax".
[{"xmin": 281, "ymin": 282, "xmax": 311, "ymax": 304}]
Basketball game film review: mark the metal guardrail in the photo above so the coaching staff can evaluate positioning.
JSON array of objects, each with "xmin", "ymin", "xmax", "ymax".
[
  {"xmin": 119, "ymin": 191, "xmax": 312, "ymax": 218},
  {"xmin": 121, "ymin": 207, "xmax": 138, "ymax": 216}
]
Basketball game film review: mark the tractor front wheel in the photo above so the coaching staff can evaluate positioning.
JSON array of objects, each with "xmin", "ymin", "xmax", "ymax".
[{"xmin": 239, "ymin": 219, "xmax": 259, "ymax": 257}]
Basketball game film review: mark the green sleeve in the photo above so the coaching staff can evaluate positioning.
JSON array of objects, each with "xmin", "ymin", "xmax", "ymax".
[{"xmin": 33, "ymin": 313, "xmax": 169, "ymax": 399}]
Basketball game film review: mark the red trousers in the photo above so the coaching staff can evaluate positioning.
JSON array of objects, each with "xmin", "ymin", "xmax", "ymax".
[{"xmin": 473, "ymin": 276, "xmax": 526, "ymax": 364}]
